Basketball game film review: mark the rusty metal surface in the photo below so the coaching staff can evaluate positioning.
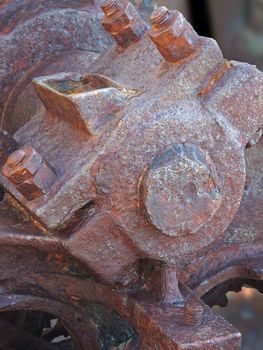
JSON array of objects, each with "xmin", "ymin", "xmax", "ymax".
[
  {"xmin": 0, "ymin": 1, "xmax": 263, "ymax": 349},
  {"xmin": 0, "ymin": 0, "xmax": 113, "ymax": 133}
]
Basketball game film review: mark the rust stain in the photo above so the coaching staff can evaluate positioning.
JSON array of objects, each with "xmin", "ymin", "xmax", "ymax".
[
  {"xmin": 199, "ymin": 61, "xmax": 233, "ymax": 97},
  {"xmin": 0, "ymin": 1, "xmax": 262, "ymax": 349}
]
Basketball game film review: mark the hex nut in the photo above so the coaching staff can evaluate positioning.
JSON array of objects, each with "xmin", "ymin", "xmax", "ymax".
[
  {"xmin": 101, "ymin": 0, "xmax": 147, "ymax": 48},
  {"xmin": 2, "ymin": 146, "xmax": 57, "ymax": 201},
  {"xmin": 148, "ymin": 7, "xmax": 200, "ymax": 62}
]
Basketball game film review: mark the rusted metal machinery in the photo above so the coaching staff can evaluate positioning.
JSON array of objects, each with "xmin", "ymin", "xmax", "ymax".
[{"xmin": 1, "ymin": 0, "xmax": 263, "ymax": 349}]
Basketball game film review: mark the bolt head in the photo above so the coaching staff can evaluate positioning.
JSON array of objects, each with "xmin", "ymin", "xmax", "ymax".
[{"xmin": 140, "ymin": 144, "xmax": 222, "ymax": 237}]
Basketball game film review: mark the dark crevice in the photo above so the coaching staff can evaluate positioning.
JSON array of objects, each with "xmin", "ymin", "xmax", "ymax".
[
  {"xmin": 81, "ymin": 302, "xmax": 138, "ymax": 350},
  {"xmin": 0, "ymin": 186, "xmax": 5, "ymax": 202},
  {"xmin": 0, "ymin": 311, "xmax": 72, "ymax": 350},
  {"xmin": 57, "ymin": 200, "xmax": 98, "ymax": 237},
  {"xmin": 188, "ymin": 0, "xmax": 213, "ymax": 37}
]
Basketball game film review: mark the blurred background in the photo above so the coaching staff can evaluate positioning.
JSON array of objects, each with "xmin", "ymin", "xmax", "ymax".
[
  {"xmin": 152, "ymin": 1, "xmax": 263, "ymax": 349},
  {"xmin": 213, "ymin": 287, "xmax": 263, "ymax": 350}
]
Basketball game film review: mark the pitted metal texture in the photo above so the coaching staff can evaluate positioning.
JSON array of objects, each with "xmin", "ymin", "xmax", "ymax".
[{"xmin": 0, "ymin": 1, "xmax": 263, "ymax": 349}]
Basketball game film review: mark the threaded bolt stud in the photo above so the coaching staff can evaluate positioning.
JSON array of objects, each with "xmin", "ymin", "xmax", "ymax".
[
  {"xmin": 101, "ymin": 0, "xmax": 124, "ymax": 18},
  {"xmin": 150, "ymin": 6, "xmax": 174, "ymax": 32}
]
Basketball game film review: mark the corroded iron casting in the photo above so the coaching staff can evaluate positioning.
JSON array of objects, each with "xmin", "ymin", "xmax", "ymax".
[{"xmin": 1, "ymin": 1, "xmax": 263, "ymax": 349}]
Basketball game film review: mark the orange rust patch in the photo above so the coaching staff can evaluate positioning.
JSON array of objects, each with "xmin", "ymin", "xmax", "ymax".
[{"xmin": 199, "ymin": 61, "xmax": 233, "ymax": 97}]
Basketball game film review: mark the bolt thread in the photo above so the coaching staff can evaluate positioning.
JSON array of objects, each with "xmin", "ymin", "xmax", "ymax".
[
  {"xmin": 184, "ymin": 302, "xmax": 203, "ymax": 326},
  {"xmin": 7, "ymin": 150, "xmax": 26, "ymax": 167},
  {"xmin": 150, "ymin": 6, "xmax": 174, "ymax": 31},
  {"xmin": 101, "ymin": 0, "xmax": 124, "ymax": 18}
]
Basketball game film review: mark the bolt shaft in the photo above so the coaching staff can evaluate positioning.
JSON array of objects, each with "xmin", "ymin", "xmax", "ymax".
[{"xmin": 161, "ymin": 265, "xmax": 185, "ymax": 305}]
